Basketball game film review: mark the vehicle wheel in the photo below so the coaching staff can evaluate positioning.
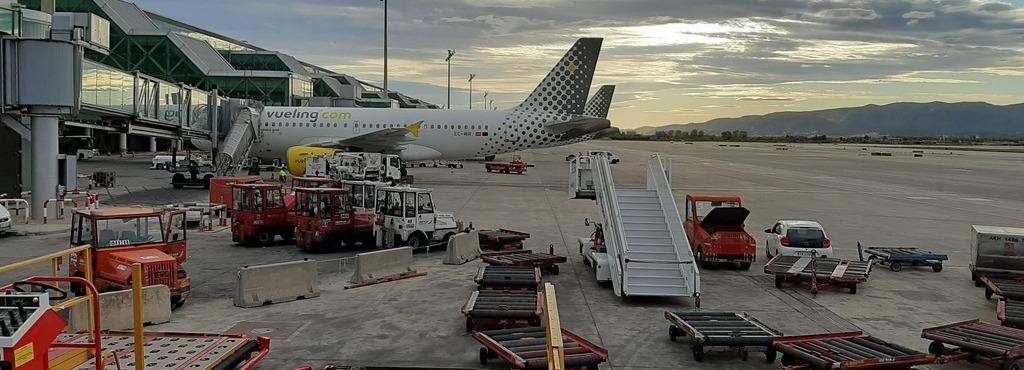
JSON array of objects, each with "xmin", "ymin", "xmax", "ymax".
[
  {"xmin": 740, "ymin": 262, "xmax": 752, "ymax": 270},
  {"xmin": 551, "ymin": 265, "xmax": 560, "ymax": 275},
  {"xmin": 669, "ymin": 326, "xmax": 679, "ymax": 341},
  {"xmin": 156, "ymin": 163, "xmax": 165, "ymax": 170},
  {"xmin": 1010, "ymin": 359, "xmax": 1024, "ymax": 370},
  {"xmin": 986, "ymin": 288, "xmax": 994, "ymax": 300},
  {"xmin": 765, "ymin": 241, "xmax": 773, "ymax": 259},
  {"xmin": 849, "ymin": 284, "xmax": 858, "ymax": 294},
  {"xmin": 171, "ymin": 295, "xmax": 186, "ymax": 309},
  {"xmin": 741, "ymin": 350, "xmax": 749, "ymax": 361},
  {"xmin": 692, "ymin": 345, "xmax": 704, "ymax": 362},
  {"xmin": 419, "ymin": 163, "xmax": 426, "ymax": 167},
  {"xmin": 976, "ymin": 277, "xmax": 984, "ymax": 287},
  {"xmin": 890, "ymin": 262, "xmax": 902, "ymax": 272},
  {"xmin": 478, "ymin": 347, "xmax": 488, "ymax": 365},
  {"xmin": 696, "ymin": 248, "xmax": 708, "ymax": 268},
  {"xmin": 928, "ymin": 341, "xmax": 946, "ymax": 356},
  {"xmin": 765, "ymin": 347, "xmax": 778, "ymax": 363},
  {"xmin": 583, "ymin": 257, "xmax": 591, "ymax": 267},
  {"xmin": 406, "ymin": 234, "xmax": 427, "ymax": 249},
  {"xmin": 775, "ymin": 275, "xmax": 783, "ymax": 288},
  {"xmin": 203, "ymin": 175, "xmax": 213, "ymax": 189},
  {"xmin": 933, "ymin": 264, "xmax": 943, "ymax": 273},
  {"xmin": 458, "ymin": 164, "xmax": 464, "ymax": 168},
  {"xmin": 257, "ymin": 231, "xmax": 273, "ymax": 246},
  {"xmin": 465, "ymin": 317, "xmax": 474, "ymax": 332}
]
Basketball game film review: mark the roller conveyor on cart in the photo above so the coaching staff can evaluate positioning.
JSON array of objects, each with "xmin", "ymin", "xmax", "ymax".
[
  {"xmin": 482, "ymin": 250, "xmax": 567, "ymax": 275},
  {"xmin": 982, "ymin": 276, "xmax": 1024, "ymax": 300},
  {"xmin": 473, "ymin": 326, "xmax": 609, "ymax": 369},
  {"xmin": 999, "ymin": 299, "xmax": 1024, "ymax": 328},
  {"xmin": 665, "ymin": 311, "xmax": 780, "ymax": 362},
  {"xmin": 924, "ymin": 319, "xmax": 1024, "ymax": 369},
  {"xmin": 462, "ymin": 290, "xmax": 542, "ymax": 331},
  {"xmin": 55, "ymin": 332, "xmax": 269, "ymax": 370},
  {"xmin": 856, "ymin": 242, "xmax": 948, "ymax": 272},
  {"xmin": 764, "ymin": 255, "xmax": 872, "ymax": 294},
  {"xmin": 774, "ymin": 331, "xmax": 935, "ymax": 370},
  {"xmin": 474, "ymin": 265, "xmax": 541, "ymax": 291},
  {"xmin": 478, "ymin": 229, "xmax": 531, "ymax": 251}
]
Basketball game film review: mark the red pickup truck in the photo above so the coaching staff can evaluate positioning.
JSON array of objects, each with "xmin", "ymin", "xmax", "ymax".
[{"xmin": 683, "ymin": 195, "xmax": 757, "ymax": 269}]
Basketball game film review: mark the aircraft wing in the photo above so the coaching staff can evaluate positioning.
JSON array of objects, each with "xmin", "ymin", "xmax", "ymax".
[{"xmin": 305, "ymin": 121, "xmax": 423, "ymax": 153}]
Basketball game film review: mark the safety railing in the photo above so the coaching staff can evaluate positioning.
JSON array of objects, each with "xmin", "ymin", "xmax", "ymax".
[
  {"xmin": 645, "ymin": 154, "xmax": 700, "ymax": 295},
  {"xmin": 43, "ymin": 198, "xmax": 79, "ymax": 224},
  {"xmin": 592, "ymin": 152, "xmax": 627, "ymax": 295},
  {"xmin": 0, "ymin": 198, "xmax": 30, "ymax": 223}
]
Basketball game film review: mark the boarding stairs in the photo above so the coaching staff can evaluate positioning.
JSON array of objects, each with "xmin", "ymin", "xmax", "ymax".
[
  {"xmin": 215, "ymin": 103, "xmax": 263, "ymax": 176},
  {"xmin": 592, "ymin": 153, "xmax": 700, "ymax": 299}
]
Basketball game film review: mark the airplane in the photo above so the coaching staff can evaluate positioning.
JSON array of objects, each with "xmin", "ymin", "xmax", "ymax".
[
  {"xmin": 559, "ymin": 85, "xmax": 618, "ymax": 142},
  {"xmin": 240, "ymin": 38, "xmax": 612, "ymax": 175}
]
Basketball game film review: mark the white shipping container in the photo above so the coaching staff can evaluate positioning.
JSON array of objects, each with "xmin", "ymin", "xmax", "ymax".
[{"xmin": 972, "ymin": 225, "xmax": 1024, "ymax": 272}]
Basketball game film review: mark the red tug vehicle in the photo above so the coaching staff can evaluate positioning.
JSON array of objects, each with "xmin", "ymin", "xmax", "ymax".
[
  {"xmin": 683, "ymin": 195, "xmax": 757, "ymax": 269},
  {"xmin": 294, "ymin": 187, "xmax": 374, "ymax": 251},
  {"xmin": 230, "ymin": 183, "xmax": 296, "ymax": 246}
]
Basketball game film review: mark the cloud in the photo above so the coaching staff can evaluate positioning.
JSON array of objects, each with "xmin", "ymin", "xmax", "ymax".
[{"xmin": 812, "ymin": 8, "xmax": 881, "ymax": 21}]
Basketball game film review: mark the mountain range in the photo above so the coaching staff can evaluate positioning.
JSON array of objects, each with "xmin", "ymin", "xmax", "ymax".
[{"xmin": 635, "ymin": 102, "xmax": 1024, "ymax": 138}]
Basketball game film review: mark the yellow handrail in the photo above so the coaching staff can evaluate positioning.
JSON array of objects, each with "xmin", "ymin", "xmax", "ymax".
[
  {"xmin": 544, "ymin": 283, "xmax": 565, "ymax": 370},
  {"xmin": 0, "ymin": 244, "xmax": 92, "ymax": 274}
]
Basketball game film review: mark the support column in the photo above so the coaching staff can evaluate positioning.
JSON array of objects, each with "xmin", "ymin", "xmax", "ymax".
[
  {"xmin": 172, "ymin": 139, "xmax": 181, "ymax": 151},
  {"xmin": 30, "ymin": 114, "xmax": 59, "ymax": 222},
  {"xmin": 119, "ymin": 133, "xmax": 128, "ymax": 156},
  {"xmin": 149, "ymin": 137, "xmax": 157, "ymax": 152}
]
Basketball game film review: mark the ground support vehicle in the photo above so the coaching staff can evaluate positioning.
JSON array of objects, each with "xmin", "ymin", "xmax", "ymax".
[
  {"xmin": 775, "ymin": 331, "xmax": 934, "ymax": 370},
  {"xmin": 482, "ymin": 250, "xmax": 567, "ymax": 275},
  {"xmin": 91, "ymin": 171, "xmax": 116, "ymax": 188},
  {"xmin": 375, "ymin": 186, "xmax": 461, "ymax": 250},
  {"xmin": 462, "ymin": 290, "xmax": 542, "ymax": 331},
  {"xmin": 569, "ymin": 155, "xmax": 596, "ymax": 199},
  {"xmin": 294, "ymin": 187, "xmax": 367, "ymax": 251},
  {"xmin": 478, "ymin": 229, "xmax": 531, "ymax": 251},
  {"xmin": 290, "ymin": 176, "xmax": 336, "ymax": 189},
  {"xmin": 764, "ymin": 255, "xmax": 871, "ymax": 294},
  {"xmin": 209, "ymin": 176, "xmax": 262, "ymax": 208},
  {"xmin": 857, "ymin": 242, "xmax": 947, "ymax": 272},
  {"xmin": 684, "ymin": 195, "xmax": 756, "ymax": 269},
  {"xmin": 999, "ymin": 299, "xmax": 1024, "ymax": 328},
  {"xmin": 407, "ymin": 160, "xmax": 464, "ymax": 168},
  {"xmin": 230, "ymin": 183, "xmax": 295, "ymax": 246},
  {"xmin": 982, "ymin": 276, "xmax": 1024, "ymax": 301},
  {"xmin": 170, "ymin": 162, "xmax": 216, "ymax": 189},
  {"xmin": 474, "ymin": 265, "xmax": 541, "ymax": 291},
  {"xmin": 924, "ymin": 319, "xmax": 1024, "ymax": 369},
  {"xmin": 474, "ymin": 326, "xmax": 609, "ymax": 369},
  {"xmin": 971, "ymin": 225, "xmax": 1024, "ymax": 286},
  {"xmin": 485, "ymin": 155, "xmax": 528, "ymax": 174},
  {"xmin": 665, "ymin": 311, "xmax": 780, "ymax": 362},
  {"xmin": 70, "ymin": 208, "xmax": 191, "ymax": 307}
]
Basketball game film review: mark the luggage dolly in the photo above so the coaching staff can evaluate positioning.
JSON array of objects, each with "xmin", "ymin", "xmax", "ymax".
[
  {"xmin": 764, "ymin": 255, "xmax": 872, "ymax": 294},
  {"xmin": 857, "ymin": 242, "xmax": 948, "ymax": 272},
  {"xmin": 774, "ymin": 331, "xmax": 935, "ymax": 370},
  {"xmin": 473, "ymin": 326, "xmax": 608, "ymax": 369},
  {"xmin": 478, "ymin": 229, "xmax": 531, "ymax": 251},
  {"xmin": 474, "ymin": 265, "xmax": 541, "ymax": 291},
  {"xmin": 981, "ymin": 276, "xmax": 1024, "ymax": 301},
  {"xmin": 462, "ymin": 290, "xmax": 542, "ymax": 331},
  {"xmin": 999, "ymin": 299, "xmax": 1024, "ymax": 328},
  {"xmin": 924, "ymin": 319, "xmax": 1024, "ymax": 370},
  {"xmin": 664, "ymin": 311, "xmax": 780, "ymax": 362},
  {"xmin": 482, "ymin": 247, "xmax": 567, "ymax": 275}
]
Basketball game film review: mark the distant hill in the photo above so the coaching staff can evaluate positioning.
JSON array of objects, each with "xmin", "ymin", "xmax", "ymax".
[{"xmin": 635, "ymin": 102, "xmax": 1024, "ymax": 138}]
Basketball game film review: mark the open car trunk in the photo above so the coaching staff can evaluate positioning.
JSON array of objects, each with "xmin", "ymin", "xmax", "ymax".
[{"xmin": 700, "ymin": 207, "xmax": 750, "ymax": 234}]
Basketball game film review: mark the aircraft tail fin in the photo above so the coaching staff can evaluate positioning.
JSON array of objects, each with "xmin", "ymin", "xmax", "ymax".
[
  {"xmin": 584, "ymin": 85, "xmax": 615, "ymax": 118},
  {"xmin": 515, "ymin": 38, "xmax": 602, "ymax": 115}
]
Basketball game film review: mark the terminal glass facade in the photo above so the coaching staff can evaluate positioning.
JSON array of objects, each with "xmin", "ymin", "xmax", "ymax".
[
  {"xmin": 81, "ymin": 60, "xmax": 135, "ymax": 114},
  {"xmin": 0, "ymin": 5, "xmax": 20, "ymax": 36},
  {"xmin": 188, "ymin": 90, "xmax": 210, "ymax": 131}
]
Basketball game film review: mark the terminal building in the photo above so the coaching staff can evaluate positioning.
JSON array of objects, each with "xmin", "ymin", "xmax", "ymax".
[{"xmin": 0, "ymin": 0, "xmax": 437, "ymax": 219}]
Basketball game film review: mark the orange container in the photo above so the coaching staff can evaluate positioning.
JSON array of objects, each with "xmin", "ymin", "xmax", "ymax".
[{"xmin": 209, "ymin": 176, "xmax": 262, "ymax": 205}]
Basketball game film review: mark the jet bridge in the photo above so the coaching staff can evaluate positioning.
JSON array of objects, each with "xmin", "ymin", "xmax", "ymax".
[
  {"xmin": 592, "ymin": 153, "xmax": 700, "ymax": 303},
  {"xmin": 215, "ymin": 103, "xmax": 264, "ymax": 176}
]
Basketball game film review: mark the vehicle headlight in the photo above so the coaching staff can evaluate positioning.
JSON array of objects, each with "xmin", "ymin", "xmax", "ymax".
[{"xmin": 0, "ymin": 217, "xmax": 8, "ymax": 223}]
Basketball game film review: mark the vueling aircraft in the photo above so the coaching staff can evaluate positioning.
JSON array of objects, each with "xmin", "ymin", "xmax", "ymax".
[{"xmin": 246, "ymin": 38, "xmax": 613, "ymax": 175}]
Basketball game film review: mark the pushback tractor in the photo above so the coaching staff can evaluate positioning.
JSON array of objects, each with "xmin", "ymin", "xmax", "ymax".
[
  {"xmin": 230, "ymin": 183, "xmax": 296, "ymax": 246},
  {"xmin": 294, "ymin": 187, "xmax": 371, "ymax": 251},
  {"xmin": 375, "ymin": 186, "xmax": 461, "ymax": 250}
]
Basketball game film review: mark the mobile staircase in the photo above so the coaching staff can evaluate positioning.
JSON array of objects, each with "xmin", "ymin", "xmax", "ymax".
[
  {"xmin": 592, "ymin": 153, "xmax": 700, "ymax": 304},
  {"xmin": 215, "ymin": 102, "xmax": 264, "ymax": 176}
]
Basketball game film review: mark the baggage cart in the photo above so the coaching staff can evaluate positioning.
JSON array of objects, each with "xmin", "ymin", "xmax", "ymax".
[
  {"xmin": 482, "ymin": 249, "xmax": 567, "ymax": 275},
  {"xmin": 857, "ymin": 242, "xmax": 948, "ymax": 272},
  {"xmin": 999, "ymin": 299, "xmax": 1024, "ymax": 328},
  {"xmin": 764, "ymin": 255, "xmax": 871, "ymax": 294},
  {"xmin": 473, "ymin": 326, "xmax": 608, "ymax": 369},
  {"xmin": 924, "ymin": 319, "xmax": 1024, "ymax": 369},
  {"xmin": 982, "ymin": 276, "xmax": 1024, "ymax": 300},
  {"xmin": 665, "ymin": 311, "xmax": 780, "ymax": 362},
  {"xmin": 971, "ymin": 225, "xmax": 1024, "ymax": 286},
  {"xmin": 775, "ymin": 331, "xmax": 935, "ymax": 370},
  {"xmin": 474, "ymin": 265, "xmax": 541, "ymax": 291},
  {"xmin": 479, "ymin": 229, "xmax": 531, "ymax": 251},
  {"xmin": 462, "ymin": 290, "xmax": 542, "ymax": 331}
]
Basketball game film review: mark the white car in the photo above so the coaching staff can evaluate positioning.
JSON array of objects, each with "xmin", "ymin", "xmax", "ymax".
[
  {"xmin": 764, "ymin": 220, "xmax": 832, "ymax": 258},
  {"xmin": 0, "ymin": 205, "xmax": 12, "ymax": 235}
]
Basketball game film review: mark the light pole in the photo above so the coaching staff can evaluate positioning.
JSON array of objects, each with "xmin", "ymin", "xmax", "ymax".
[
  {"xmin": 379, "ymin": 0, "xmax": 388, "ymax": 95},
  {"xmin": 468, "ymin": 73, "xmax": 476, "ymax": 110},
  {"xmin": 445, "ymin": 49, "xmax": 455, "ymax": 110},
  {"xmin": 483, "ymin": 91, "xmax": 488, "ymax": 110},
  {"xmin": 490, "ymin": 99, "xmax": 495, "ymax": 110}
]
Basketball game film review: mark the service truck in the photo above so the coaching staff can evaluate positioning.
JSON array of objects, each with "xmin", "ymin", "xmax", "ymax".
[
  {"xmin": 374, "ymin": 186, "xmax": 461, "ymax": 250},
  {"xmin": 683, "ymin": 195, "xmax": 757, "ymax": 269}
]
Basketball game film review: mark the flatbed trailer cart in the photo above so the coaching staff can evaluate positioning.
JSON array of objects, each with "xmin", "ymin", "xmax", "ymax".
[
  {"xmin": 478, "ymin": 229, "xmax": 531, "ymax": 251},
  {"xmin": 999, "ymin": 299, "xmax": 1024, "ymax": 328},
  {"xmin": 473, "ymin": 326, "xmax": 609, "ymax": 369},
  {"xmin": 764, "ymin": 255, "xmax": 872, "ymax": 294},
  {"xmin": 982, "ymin": 276, "xmax": 1024, "ymax": 300},
  {"xmin": 482, "ymin": 250, "xmax": 568, "ymax": 275},
  {"xmin": 462, "ymin": 290, "xmax": 542, "ymax": 331},
  {"xmin": 665, "ymin": 311, "xmax": 781, "ymax": 362},
  {"xmin": 923, "ymin": 319, "xmax": 1024, "ymax": 369},
  {"xmin": 54, "ymin": 332, "xmax": 269, "ymax": 370},
  {"xmin": 475, "ymin": 265, "xmax": 541, "ymax": 291},
  {"xmin": 857, "ymin": 242, "xmax": 948, "ymax": 272},
  {"xmin": 774, "ymin": 331, "xmax": 935, "ymax": 370}
]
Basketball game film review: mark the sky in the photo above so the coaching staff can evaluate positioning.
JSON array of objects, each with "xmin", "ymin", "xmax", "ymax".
[{"xmin": 133, "ymin": 0, "xmax": 1024, "ymax": 129}]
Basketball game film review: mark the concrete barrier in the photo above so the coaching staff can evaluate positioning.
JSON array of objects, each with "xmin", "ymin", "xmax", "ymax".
[
  {"xmin": 443, "ymin": 231, "xmax": 481, "ymax": 265},
  {"xmin": 68, "ymin": 285, "xmax": 171, "ymax": 331},
  {"xmin": 350, "ymin": 247, "xmax": 415, "ymax": 284},
  {"xmin": 234, "ymin": 259, "xmax": 320, "ymax": 308}
]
